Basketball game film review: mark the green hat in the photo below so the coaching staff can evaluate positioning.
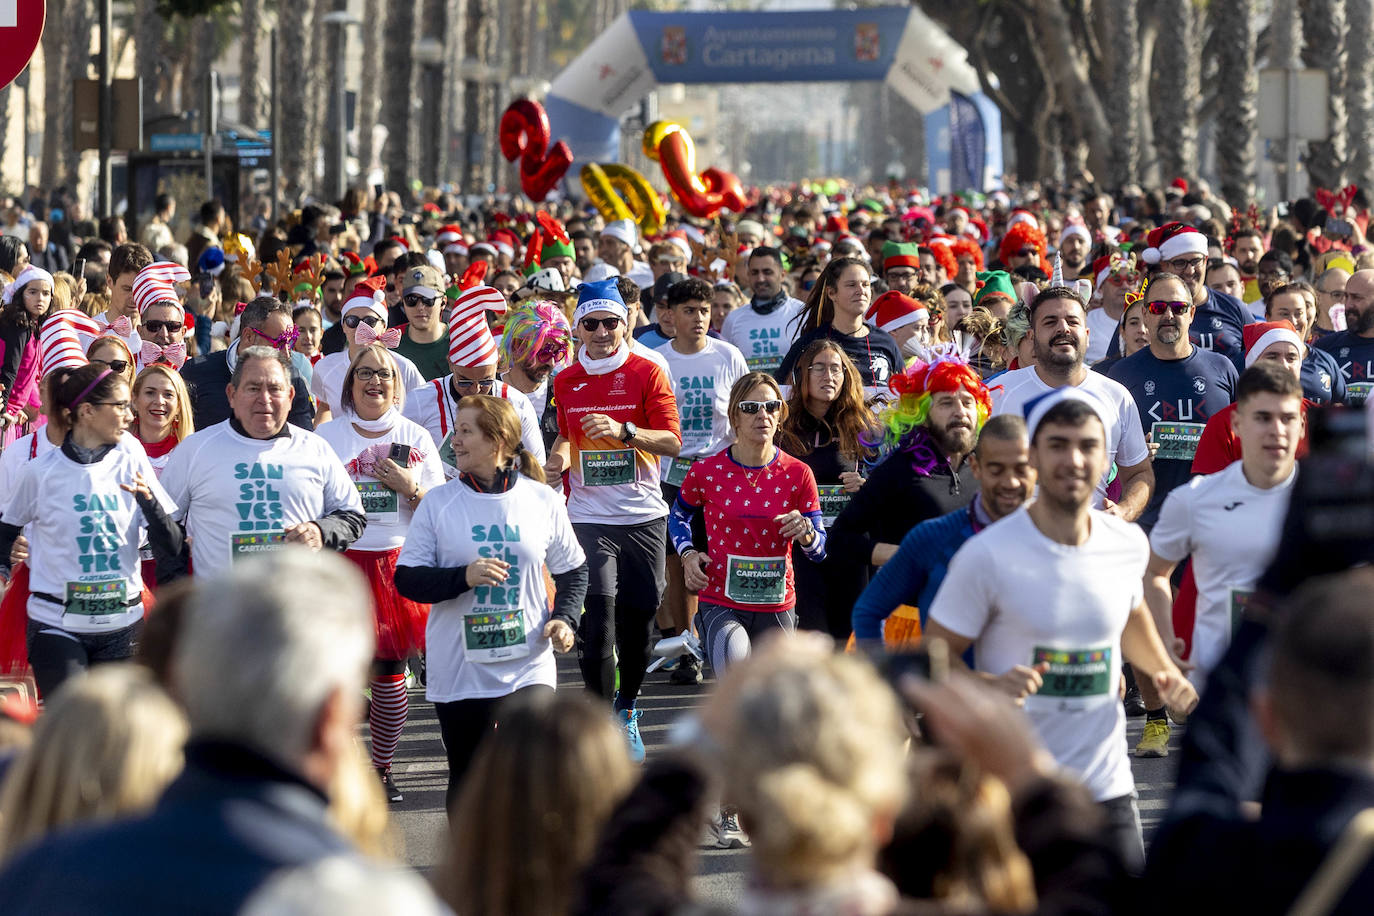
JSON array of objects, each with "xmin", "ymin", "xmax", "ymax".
[
  {"xmin": 541, "ymin": 237, "xmax": 574, "ymax": 263},
  {"xmin": 973, "ymin": 270, "xmax": 1018, "ymax": 310},
  {"xmin": 881, "ymin": 241, "xmax": 922, "ymax": 272}
]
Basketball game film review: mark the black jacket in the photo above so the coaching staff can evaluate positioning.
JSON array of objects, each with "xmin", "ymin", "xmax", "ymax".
[{"xmin": 181, "ymin": 350, "xmax": 315, "ymax": 432}]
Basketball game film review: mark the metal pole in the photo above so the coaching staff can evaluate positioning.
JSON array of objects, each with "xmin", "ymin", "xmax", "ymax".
[
  {"xmin": 205, "ymin": 71, "xmax": 218, "ymax": 204},
  {"xmin": 98, "ymin": 0, "xmax": 112, "ymax": 217},
  {"xmin": 270, "ymin": 29, "xmax": 280, "ymax": 223}
]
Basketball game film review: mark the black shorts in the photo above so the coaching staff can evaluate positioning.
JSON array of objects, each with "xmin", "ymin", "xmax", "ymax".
[{"xmin": 573, "ymin": 518, "xmax": 668, "ymax": 609}]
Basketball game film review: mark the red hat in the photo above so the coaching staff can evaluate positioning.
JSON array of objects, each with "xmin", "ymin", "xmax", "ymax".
[
  {"xmin": 1141, "ymin": 221, "xmax": 1207, "ymax": 265},
  {"xmin": 132, "ymin": 262, "xmax": 191, "ymax": 314},
  {"xmin": 1243, "ymin": 320, "xmax": 1303, "ymax": 367},
  {"xmin": 39, "ymin": 309, "xmax": 100, "ymax": 379},
  {"xmin": 865, "ymin": 291, "xmax": 929, "ymax": 333},
  {"xmin": 449, "ymin": 286, "xmax": 507, "ymax": 367},
  {"xmin": 436, "ymin": 224, "xmax": 467, "ymax": 255},
  {"xmin": 1171, "ymin": 177, "xmax": 1190, "ymax": 193},
  {"xmin": 1093, "ymin": 255, "xmax": 1113, "ymax": 287}
]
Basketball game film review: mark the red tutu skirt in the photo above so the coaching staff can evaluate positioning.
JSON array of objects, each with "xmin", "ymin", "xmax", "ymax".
[{"xmin": 344, "ymin": 547, "xmax": 429, "ymax": 660}]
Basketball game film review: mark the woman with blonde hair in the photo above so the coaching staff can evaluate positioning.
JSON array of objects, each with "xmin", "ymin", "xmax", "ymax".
[
  {"xmin": 436, "ymin": 689, "xmax": 635, "ymax": 916},
  {"xmin": 0, "ymin": 664, "xmax": 187, "ymax": 861},
  {"xmin": 395, "ymin": 395, "xmax": 588, "ymax": 809},
  {"xmin": 86, "ymin": 334, "xmax": 137, "ymax": 388},
  {"xmin": 130, "ymin": 363, "xmax": 195, "ymax": 475}
]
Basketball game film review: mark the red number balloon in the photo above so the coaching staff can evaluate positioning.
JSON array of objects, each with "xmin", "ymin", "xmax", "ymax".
[
  {"xmin": 500, "ymin": 99, "xmax": 574, "ymax": 202},
  {"xmin": 642, "ymin": 120, "xmax": 746, "ymax": 219}
]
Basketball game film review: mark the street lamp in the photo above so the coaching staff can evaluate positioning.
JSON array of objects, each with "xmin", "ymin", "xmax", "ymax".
[{"xmin": 322, "ymin": 10, "xmax": 361, "ymax": 202}]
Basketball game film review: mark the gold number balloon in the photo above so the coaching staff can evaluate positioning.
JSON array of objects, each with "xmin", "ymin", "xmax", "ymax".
[{"xmin": 579, "ymin": 163, "xmax": 667, "ymax": 236}]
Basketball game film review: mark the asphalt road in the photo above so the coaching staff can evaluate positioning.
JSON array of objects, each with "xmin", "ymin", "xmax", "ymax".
[{"xmin": 383, "ymin": 656, "xmax": 1182, "ymax": 904}]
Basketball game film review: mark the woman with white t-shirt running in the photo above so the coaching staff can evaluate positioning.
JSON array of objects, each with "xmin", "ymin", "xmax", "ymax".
[
  {"xmin": 395, "ymin": 395, "xmax": 588, "ymax": 811},
  {"xmin": 316, "ymin": 344, "xmax": 444, "ymax": 803},
  {"xmin": 0, "ymin": 363, "xmax": 182, "ymax": 698}
]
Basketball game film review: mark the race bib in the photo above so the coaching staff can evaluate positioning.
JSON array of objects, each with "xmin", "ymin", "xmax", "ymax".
[
  {"xmin": 724, "ymin": 555, "xmax": 787, "ymax": 606},
  {"xmin": 231, "ymin": 531, "xmax": 286, "ymax": 562},
  {"xmin": 1348, "ymin": 382, "xmax": 1374, "ymax": 407},
  {"xmin": 817, "ymin": 484, "xmax": 852, "ymax": 527},
  {"xmin": 356, "ymin": 480, "xmax": 399, "ymax": 522},
  {"xmin": 1032, "ymin": 645, "xmax": 1113, "ymax": 702},
  {"xmin": 1229, "ymin": 588, "xmax": 1256, "ymax": 635},
  {"xmin": 661, "ymin": 456, "xmax": 693, "ymax": 488},
  {"xmin": 64, "ymin": 579, "xmax": 128, "ymax": 617},
  {"xmin": 581, "ymin": 448, "xmax": 635, "ymax": 487},
  {"xmin": 745, "ymin": 354, "xmax": 781, "ymax": 374},
  {"xmin": 1151, "ymin": 421, "xmax": 1206, "ymax": 462},
  {"xmin": 463, "ymin": 609, "xmax": 530, "ymax": 664}
]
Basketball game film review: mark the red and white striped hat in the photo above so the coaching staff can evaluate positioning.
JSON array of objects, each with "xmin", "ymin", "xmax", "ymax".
[
  {"xmin": 132, "ymin": 262, "xmax": 191, "ymax": 314},
  {"xmin": 39, "ymin": 309, "xmax": 100, "ymax": 379},
  {"xmin": 436, "ymin": 224, "xmax": 468, "ymax": 255},
  {"xmin": 448, "ymin": 285, "xmax": 507, "ymax": 367}
]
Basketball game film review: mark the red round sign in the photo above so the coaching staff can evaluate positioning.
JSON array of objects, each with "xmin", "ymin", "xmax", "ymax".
[{"xmin": 0, "ymin": 0, "xmax": 46, "ymax": 92}]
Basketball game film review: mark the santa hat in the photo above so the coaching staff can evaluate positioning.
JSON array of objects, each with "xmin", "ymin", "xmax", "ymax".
[
  {"xmin": 1141, "ymin": 222, "xmax": 1208, "ymax": 265},
  {"xmin": 1005, "ymin": 209, "xmax": 1039, "ymax": 232},
  {"xmin": 1, "ymin": 265, "xmax": 54, "ymax": 304},
  {"xmin": 340, "ymin": 251, "xmax": 371, "ymax": 277},
  {"xmin": 1059, "ymin": 222, "xmax": 1090, "ymax": 247},
  {"xmin": 132, "ymin": 262, "xmax": 191, "ymax": 314},
  {"xmin": 341, "ymin": 276, "xmax": 388, "ymax": 323},
  {"xmin": 492, "ymin": 228, "xmax": 522, "ymax": 260},
  {"xmin": 448, "ymin": 286, "xmax": 505, "ymax": 367},
  {"xmin": 39, "ymin": 309, "xmax": 100, "ymax": 379},
  {"xmin": 865, "ymin": 291, "xmax": 928, "ymax": 333},
  {"xmin": 436, "ymin": 224, "xmax": 468, "ymax": 255},
  {"xmin": 881, "ymin": 241, "xmax": 921, "ymax": 273},
  {"xmin": 1243, "ymin": 320, "xmax": 1303, "ymax": 367},
  {"xmin": 1093, "ymin": 255, "xmax": 1113, "ymax": 287}
]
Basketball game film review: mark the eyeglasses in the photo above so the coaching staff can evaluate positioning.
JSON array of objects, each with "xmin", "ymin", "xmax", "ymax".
[
  {"xmin": 250, "ymin": 326, "xmax": 301, "ymax": 350},
  {"xmin": 142, "ymin": 319, "xmax": 182, "ymax": 335},
  {"xmin": 343, "ymin": 314, "xmax": 383, "ymax": 329},
  {"xmin": 453, "ymin": 377, "xmax": 498, "ymax": 393},
  {"xmin": 89, "ymin": 358, "xmax": 130, "ymax": 374},
  {"xmin": 580, "ymin": 317, "xmax": 622, "ymax": 332},
  {"xmin": 1145, "ymin": 300, "xmax": 1192, "ymax": 316},
  {"xmin": 1167, "ymin": 257, "xmax": 1207, "ymax": 272},
  {"xmin": 354, "ymin": 367, "xmax": 395, "ymax": 382},
  {"xmin": 808, "ymin": 364, "xmax": 845, "ymax": 376},
  {"xmin": 89, "ymin": 400, "xmax": 131, "ymax": 411},
  {"xmin": 1320, "ymin": 288, "xmax": 1347, "ymax": 300},
  {"xmin": 737, "ymin": 399, "xmax": 782, "ymax": 415},
  {"xmin": 403, "ymin": 294, "xmax": 436, "ymax": 309},
  {"xmin": 1016, "ymin": 247, "xmax": 1038, "ymax": 258}
]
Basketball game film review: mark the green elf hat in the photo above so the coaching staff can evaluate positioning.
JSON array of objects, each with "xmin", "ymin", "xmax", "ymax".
[
  {"xmin": 881, "ymin": 241, "xmax": 922, "ymax": 273},
  {"xmin": 541, "ymin": 237, "xmax": 575, "ymax": 263},
  {"xmin": 973, "ymin": 270, "xmax": 1018, "ymax": 310}
]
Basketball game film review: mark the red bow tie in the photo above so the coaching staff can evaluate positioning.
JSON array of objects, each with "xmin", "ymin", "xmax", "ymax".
[{"xmin": 355, "ymin": 323, "xmax": 402, "ymax": 349}]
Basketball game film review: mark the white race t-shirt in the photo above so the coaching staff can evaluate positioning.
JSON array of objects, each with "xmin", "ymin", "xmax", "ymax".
[
  {"xmin": 655, "ymin": 338, "xmax": 748, "ymax": 471},
  {"xmin": 1085, "ymin": 307, "xmax": 1121, "ymax": 365},
  {"xmin": 0, "ymin": 430, "xmax": 147, "ymax": 508},
  {"xmin": 402, "ymin": 378, "xmax": 546, "ymax": 479},
  {"xmin": 1, "ymin": 444, "xmax": 174, "ymax": 632},
  {"xmin": 314, "ymin": 414, "xmax": 445, "ymax": 552},
  {"xmin": 309, "ymin": 349, "xmax": 426, "ymax": 414},
  {"xmin": 929, "ymin": 506, "xmax": 1148, "ymax": 802},
  {"xmin": 398, "ymin": 476, "xmax": 585, "ymax": 702},
  {"xmin": 631, "ymin": 338, "xmax": 670, "ymax": 375},
  {"xmin": 721, "ymin": 297, "xmax": 806, "ymax": 374},
  {"xmin": 1150, "ymin": 461, "xmax": 1294, "ymax": 690},
  {"xmin": 158, "ymin": 420, "xmax": 364, "ymax": 578},
  {"xmin": 991, "ymin": 366, "xmax": 1150, "ymax": 508}
]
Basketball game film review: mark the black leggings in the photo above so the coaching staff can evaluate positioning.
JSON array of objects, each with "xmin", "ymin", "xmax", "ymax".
[
  {"xmin": 435, "ymin": 683, "xmax": 552, "ymax": 813},
  {"xmin": 25, "ymin": 618, "xmax": 141, "ymax": 700}
]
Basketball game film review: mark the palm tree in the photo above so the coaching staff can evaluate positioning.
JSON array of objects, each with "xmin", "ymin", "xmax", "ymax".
[
  {"xmin": 1300, "ymin": 0, "xmax": 1347, "ymax": 190},
  {"xmin": 134, "ymin": 0, "xmax": 168, "ymax": 119},
  {"xmin": 1106, "ymin": 0, "xmax": 1141, "ymax": 188},
  {"xmin": 239, "ymin": 0, "xmax": 265, "ymax": 129},
  {"xmin": 1345, "ymin": 0, "xmax": 1373, "ymax": 189},
  {"xmin": 1212, "ymin": 0, "xmax": 1258, "ymax": 205},
  {"xmin": 462, "ymin": 0, "xmax": 497, "ymax": 195},
  {"xmin": 1153, "ymin": 0, "xmax": 1201, "ymax": 182},
  {"xmin": 355, "ymin": 0, "xmax": 385, "ymax": 181},
  {"xmin": 380, "ymin": 0, "xmax": 417, "ymax": 197},
  {"xmin": 39, "ymin": 0, "xmax": 68, "ymax": 190},
  {"xmin": 278, "ymin": 0, "xmax": 314, "ymax": 199}
]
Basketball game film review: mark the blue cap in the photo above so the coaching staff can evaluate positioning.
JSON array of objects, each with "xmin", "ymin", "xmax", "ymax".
[
  {"xmin": 198, "ymin": 246, "xmax": 226, "ymax": 277},
  {"xmin": 573, "ymin": 277, "xmax": 628, "ymax": 324}
]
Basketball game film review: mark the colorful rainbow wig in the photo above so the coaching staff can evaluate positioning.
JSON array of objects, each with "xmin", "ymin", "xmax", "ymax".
[
  {"xmin": 501, "ymin": 299, "xmax": 573, "ymax": 370},
  {"xmin": 865, "ymin": 352, "xmax": 994, "ymax": 456}
]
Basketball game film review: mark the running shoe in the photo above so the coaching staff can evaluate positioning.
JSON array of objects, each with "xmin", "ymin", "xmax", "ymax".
[
  {"xmin": 619, "ymin": 707, "xmax": 645, "ymax": 763},
  {"xmin": 377, "ymin": 766, "xmax": 403, "ymax": 803},
  {"xmin": 1123, "ymin": 684, "xmax": 1147, "ymax": 718},
  {"xmin": 701, "ymin": 809, "xmax": 751, "ymax": 849},
  {"xmin": 669, "ymin": 654, "xmax": 704, "ymax": 685},
  {"xmin": 1135, "ymin": 719, "xmax": 1171, "ymax": 758}
]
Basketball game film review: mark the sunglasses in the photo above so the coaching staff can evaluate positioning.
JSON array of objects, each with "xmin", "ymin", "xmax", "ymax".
[
  {"xmin": 343, "ymin": 314, "xmax": 383, "ymax": 329},
  {"xmin": 90, "ymin": 358, "xmax": 130, "ymax": 374},
  {"xmin": 737, "ymin": 399, "xmax": 782, "ymax": 415},
  {"xmin": 1145, "ymin": 300, "xmax": 1192, "ymax": 316},
  {"xmin": 403, "ymin": 294, "xmax": 436, "ymax": 308},
  {"xmin": 1017, "ymin": 247, "xmax": 1038, "ymax": 258},
  {"xmin": 142, "ymin": 319, "xmax": 182, "ymax": 335},
  {"xmin": 250, "ymin": 326, "xmax": 301, "ymax": 350},
  {"xmin": 453, "ymin": 377, "xmax": 498, "ymax": 393},
  {"xmin": 580, "ymin": 317, "xmax": 622, "ymax": 332}
]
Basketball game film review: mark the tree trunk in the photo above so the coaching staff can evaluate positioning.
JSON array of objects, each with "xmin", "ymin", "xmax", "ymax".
[
  {"xmin": 1025, "ymin": 0, "xmax": 1113, "ymax": 181},
  {"xmin": 1106, "ymin": 0, "xmax": 1141, "ymax": 188},
  {"xmin": 134, "ymin": 0, "xmax": 166, "ymax": 119},
  {"xmin": 380, "ymin": 0, "xmax": 418, "ymax": 197},
  {"xmin": 356, "ymin": 0, "xmax": 386, "ymax": 179},
  {"xmin": 321, "ymin": 0, "xmax": 348, "ymax": 201},
  {"xmin": 239, "ymin": 0, "xmax": 265, "ymax": 129},
  {"xmin": 1301, "ymin": 0, "xmax": 1347, "ymax": 191},
  {"xmin": 1153, "ymin": 0, "xmax": 1201, "ymax": 182},
  {"xmin": 461, "ymin": 0, "xmax": 496, "ymax": 195},
  {"xmin": 1213, "ymin": 0, "xmax": 1258, "ymax": 206},
  {"xmin": 40, "ymin": 0, "xmax": 68, "ymax": 191},
  {"xmin": 65, "ymin": 0, "xmax": 95, "ymax": 190},
  {"xmin": 279, "ymin": 0, "xmax": 315, "ymax": 200},
  {"xmin": 302, "ymin": 0, "xmax": 332, "ymax": 198},
  {"xmin": 1345, "ymin": 0, "xmax": 1373, "ymax": 188},
  {"xmin": 1137, "ymin": 4, "xmax": 1161, "ymax": 186}
]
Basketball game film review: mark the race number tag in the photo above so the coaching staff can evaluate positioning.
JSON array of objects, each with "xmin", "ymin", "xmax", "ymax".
[
  {"xmin": 356, "ymin": 480, "xmax": 399, "ymax": 523},
  {"xmin": 724, "ymin": 555, "xmax": 786, "ymax": 606},
  {"xmin": 816, "ymin": 484, "xmax": 852, "ymax": 527},
  {"xmin": 1150, "ymin": 421, "xmax": 1206, "ymax": 461},
  {"xmin": 745, "ymin": 354, "xmax": 782, "ymax": 374},
  {"xmin": 463, "ymin": 609, "xmax": 530, "ymax": 663},
  {"xmin": 581, "ymin": 448, "xmax": 635, "ymax": 486},
  {"xmin": 1229, "ymin": 588, "xmax": 1256, "ymax": 635},
  {"xmin": 1032, "ymin": 645, "xmax": 1113, "ymax": 702},
  {"xmin": 230, "ymin": 531, "xmax": 286, "ymax": 562},
  {"xmin": 1348, "ymin": 382, "xmax": 1373, "ymax": 407},
  {"xmin": 661, "ymin": 456, "xmax": 693, "ymax": 488},
  {"xmin": 63, "ymin": 579, "xmax": 127, "ymax": 617}
]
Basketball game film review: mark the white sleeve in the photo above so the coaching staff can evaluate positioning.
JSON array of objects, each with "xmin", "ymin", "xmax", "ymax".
[
  {"xmin": 318, "ymin": 441, "xmax": 365, "ymax": 515},
  {"xmin": 309, "ymin": 362, "xmax": 330, "ymax": 410},
  {"xmin": 0, "ymin": 439, "xmax": 28, "ymax": 500},
  {"xmin": 720, "ymin": 309, "xmax": 745, "ymax": 352},
  {"xmin": 1, "ymin": 463, "xmax": 40, "ymax": 528},
  {"xmin": 136, "ymin": 452, "xmax": 179, "ymax": 515},
  {"xmin": 926, "ymin": 535, "xmax": 996, "ymax": 641},
  {"xmin": 414, "ymin": 428, "xmax": 446, "ymax": 491},
  {"xmin": 157, "ymin": 436, "xmax": 197, "ymax": 522},
  {"xmin": 1115, "ymin": 394, "xmax": 1151, "ymax": 466},
  {"xmin": 725, "ymin": 342, "xmax": 749, "ymax": 386},
  {"xmin": 543, "ymin": 491, "xmax": 586, "ymax": 575},
  {"xmin": 1149, "ymin": 484, "xmax": 1196, "ymax": 564},
  {"xmin": 396, "ymin": 491, "xmax": 440, "ymax": 568},
  {"xmin": 398, "ymin": 355, "xmax": 426, "ymax": 393},
  {"xmin": 510, "ymin": 390, "xmax": 547, "ymax": 465}
]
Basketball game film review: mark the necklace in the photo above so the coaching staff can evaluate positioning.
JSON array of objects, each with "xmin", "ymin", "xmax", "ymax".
[{"xmin": 732, "ymin": 445, "xmax": 774, "ymax": 490}]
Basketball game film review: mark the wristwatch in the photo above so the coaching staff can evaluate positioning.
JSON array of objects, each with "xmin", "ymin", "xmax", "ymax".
[{"xmin": 621, "ymin": 421, "xmax": 638, "ymax": 443}]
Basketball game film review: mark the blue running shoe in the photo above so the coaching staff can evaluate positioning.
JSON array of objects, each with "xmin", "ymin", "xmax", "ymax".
[{"xmin": 619, "ymin": 707, "xmax": 645, "ymax": 763}]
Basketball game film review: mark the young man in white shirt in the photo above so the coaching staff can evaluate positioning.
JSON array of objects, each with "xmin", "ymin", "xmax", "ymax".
[
  {"xmin": 720, "ymin": 247, "xmax": 805, "ymax": 374},
  {"xmin": 925, "ymin": 387, "xmax": 1198, "ymax": 874}
]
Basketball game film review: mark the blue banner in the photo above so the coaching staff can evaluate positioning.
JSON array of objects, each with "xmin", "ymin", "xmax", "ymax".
[{"xmin": 947, "ymin": 91, "xmax": 984, "ymax": 193}]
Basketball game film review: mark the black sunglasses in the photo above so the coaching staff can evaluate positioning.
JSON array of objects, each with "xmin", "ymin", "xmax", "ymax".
[
  {"xmin": 580, "ymin": 317, "xmax": 622, "ymax": 332},
  {"xmin": 142, "ymin": 319, "xmax": 182, "ymax": 335},
  {"xmin": 343, "ymin": 314, "xmax": 383, "ymax": 329},
  {"xmin": 90, "ymin": 358, "xmax": 130, "ymax": 374}
]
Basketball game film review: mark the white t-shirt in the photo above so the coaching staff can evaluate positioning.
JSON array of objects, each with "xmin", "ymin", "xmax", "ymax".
[
  {"xmin": 314, "ymin": 413, "xmax": 445, "ymax": 552},
  {"xmin": 1085, "ymin": 307, "xmax": 1120, "ymax": 365},
  {"xmin": 626, "ymin": 260, "xmax": 655, "ymax": 289},
  {"xmin": 721, "ymin": 297, "xmax": 806, "ymax": 374},
  {"xmin": 398, "ymin": 475, "xmax": 585, "ymax": 702},
  {"xmin": 991, "ymin": 366, "xmax": 1150, "ymax": 508},
  {"xmin": 655, "ymin": 338, "xmax": 748, "ymax": 466},
  {"xmin": 631, "ymin": 338, "xmax": 670, "ymax": 375},
  {"xmin": 523, "ymin": 376, "xmax": 551, "ymax": 420},
  {"xmin": 0, "ymin": 430, "xmax": 147, "ymax": 505},
  {"xmin": 309, "ymin": 349, "xmax": 426, "ymax": 414},
  {"xmin": 158, "ymin": 420, "xmax": 364, "ymax": 578},
  {"xmin": 1, "ymin": 444, "xmax": 174, "ymax": 632},
  {"xmin": 402, "ymin": 378, "xmax": 546, "ymax": 479},
  {"xmin": 929, "ymin": 507, "xmax": 1148, "ymax": 802},
  {"xmin": 1150, "ymin": 461, "xmax": 1294, "ymax": 691}
]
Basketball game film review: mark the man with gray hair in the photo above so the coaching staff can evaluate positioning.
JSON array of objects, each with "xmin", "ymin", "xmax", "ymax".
[
  {"xmin": 160, "ymin": 347, "xmax": 364, "ymax": 578},
  {"xmin": 0, "ymin": 550, "xmax": 436, "ymax": 914},
  {"xmin": 181, "ymin": 295, "xmax": 317, "ymax": 430}
]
